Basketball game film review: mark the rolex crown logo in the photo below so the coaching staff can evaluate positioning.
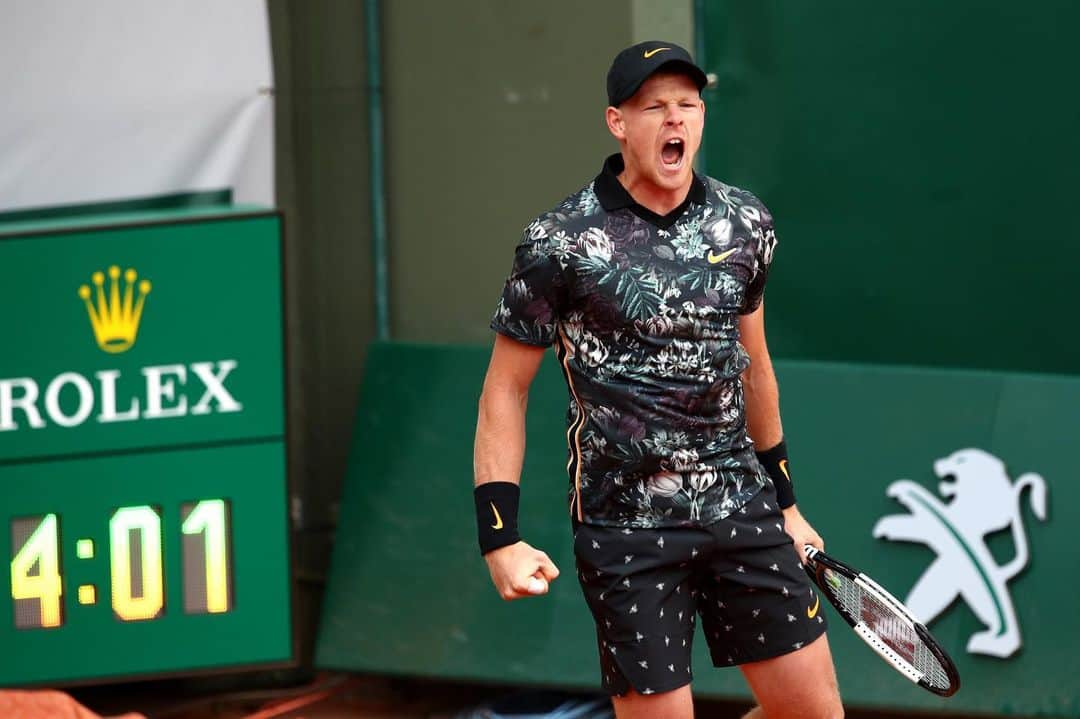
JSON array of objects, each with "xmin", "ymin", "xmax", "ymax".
[{"xmin": 78, "ymin": 265, "xmax": 152, "ymax": 353}]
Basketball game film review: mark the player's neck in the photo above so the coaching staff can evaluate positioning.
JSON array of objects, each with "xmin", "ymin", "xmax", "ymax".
[{"xmin": 616, "ymin": 165, "xmax": 692, "ymax": 217}]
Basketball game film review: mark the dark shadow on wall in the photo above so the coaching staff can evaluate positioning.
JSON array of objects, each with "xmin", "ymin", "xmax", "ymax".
[{"xmin": 268, "ymin": 0, "xmax": 376, "ymax": 671}]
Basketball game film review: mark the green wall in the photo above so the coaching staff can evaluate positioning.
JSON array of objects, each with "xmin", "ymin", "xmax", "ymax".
[
  {"xmin": 380, "ymin": 0, "xmax": 1080, "ymax": 377},
  {"xmin": 319, "ymin": 343, "xmax": 1078, "ymax": 717},
  {"xmin": 384, "ymin": 1, "xmax": 699, "ymax": 344},
  {"xmin": 698, "ymin": 0, "xmax": 1080, "ymax": 374},
  {"xmin": 267, "ymin": 0, "xmax": 675, "ymax": 666},
  {"xmin": 269, "ymin": 3, "xmax": 1080, "ymax": 705},
  {"xmin": 383, "ymin": 0, "xmax": 633, "ymax": 343}
]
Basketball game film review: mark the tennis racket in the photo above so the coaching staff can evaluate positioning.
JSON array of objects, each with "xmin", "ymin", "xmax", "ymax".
[{"xmin": 802, "ymin": 544, "xmax": 960, "ymax": 697}]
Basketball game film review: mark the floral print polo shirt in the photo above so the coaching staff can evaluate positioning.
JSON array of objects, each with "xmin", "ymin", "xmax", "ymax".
[{"xmin": 491, "ymin": 154, "xmax": 777, "ymax": 528}]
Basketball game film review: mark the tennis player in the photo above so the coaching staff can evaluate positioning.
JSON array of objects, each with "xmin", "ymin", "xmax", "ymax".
[{"xmin": 474, "ymin": 41, "xmax": 843, "ymax": 719}]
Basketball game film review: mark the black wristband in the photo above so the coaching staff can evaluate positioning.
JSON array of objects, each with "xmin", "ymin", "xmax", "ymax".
[
  {"xmin": 474, "ymin": 482, "xmax": 521, "ymax": 555},
  {"xmin": 756, "ymin": 439, "xmax": 796, "ymax": 509}
]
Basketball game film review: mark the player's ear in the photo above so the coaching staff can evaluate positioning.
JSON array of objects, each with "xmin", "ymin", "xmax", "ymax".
[{"xmin": 605, "ymin": 106, "xmax": 626, "ymax": 141}]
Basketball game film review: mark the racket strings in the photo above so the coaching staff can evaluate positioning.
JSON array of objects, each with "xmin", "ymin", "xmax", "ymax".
[
  {"xmin": 823, "ymin": 569, "xmax": 952, "ymax": 692},
  {"xmin": 915, "ymin": 633, "xmax": 952, "ymax": 691}
]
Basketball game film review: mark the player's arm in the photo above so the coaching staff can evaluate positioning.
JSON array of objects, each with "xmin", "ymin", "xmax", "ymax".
[
  {"xmin": 474, "ymin": 333, "xmax": 560, "ymax": 600},
  {"xmin": 739, "ymin": 301, "xmax": 823, "ymax": 561}
]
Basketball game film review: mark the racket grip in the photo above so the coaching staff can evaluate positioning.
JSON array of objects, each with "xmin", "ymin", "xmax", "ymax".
[{"xmin": 802, "ymin": 544, "xmax": 819, "ymax": 562}]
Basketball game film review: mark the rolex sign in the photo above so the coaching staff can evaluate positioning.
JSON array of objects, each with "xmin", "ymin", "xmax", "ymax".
[{"xmin": 0, "ymin": 208, "xmax": 292, "ymax": 686}]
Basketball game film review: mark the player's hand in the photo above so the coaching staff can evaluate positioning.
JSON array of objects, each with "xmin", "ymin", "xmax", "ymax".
[
  {"xmin": 781, "ymin": 505, "xmax": 822, "ymax": 565},
  {"xmin": 484, "ymin": 540, "xmax": 560, "ymax": 601}
]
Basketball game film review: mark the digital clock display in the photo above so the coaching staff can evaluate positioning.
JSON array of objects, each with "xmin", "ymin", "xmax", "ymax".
[
  {"xmin": 0, "ymin": 210, "xmax": 292, "ymax": 686},
  {"xmin": 11, "ymin": 499, "xmax": 233, "ymax": 630}
]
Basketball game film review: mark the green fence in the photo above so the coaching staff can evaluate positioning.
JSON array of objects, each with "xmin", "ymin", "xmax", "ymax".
[
  {"xmin": 318, "ymin": 342, "xmax": 1075, "ymax": 717},
  {"xmin": 698, "ymin": 0, "xmax": 1080, "ymax": 375}
]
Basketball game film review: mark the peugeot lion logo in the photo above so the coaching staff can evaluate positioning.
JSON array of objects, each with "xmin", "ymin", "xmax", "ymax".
[{"xmin": 873, "ymin": 448, "xmax": 1048, "ymax": 658}]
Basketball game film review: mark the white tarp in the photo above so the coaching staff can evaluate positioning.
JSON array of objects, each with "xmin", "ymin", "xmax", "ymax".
[{"xmin": 0, "ymin": 1, "xmax": 274, "ymax": 212}]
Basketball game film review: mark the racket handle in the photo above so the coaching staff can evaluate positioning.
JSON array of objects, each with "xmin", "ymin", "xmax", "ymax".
[{"xmin": 802, "ymin": 544, "xmax": 819, "ymax": 562}]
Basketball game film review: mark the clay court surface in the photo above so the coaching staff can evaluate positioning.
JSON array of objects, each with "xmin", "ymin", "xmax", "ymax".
[{"xmin": 0, "ymin": 676, "xmax": 991, "ymax": 719}]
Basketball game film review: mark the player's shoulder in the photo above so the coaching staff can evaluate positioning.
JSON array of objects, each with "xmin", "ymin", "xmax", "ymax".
[
  {"xmin": 525, "ymin": 180, "xmax": 604, "ymax": 242},
  {"xmin": 700, "ymin": 175, "xmax": 773, "ymax": 223}
]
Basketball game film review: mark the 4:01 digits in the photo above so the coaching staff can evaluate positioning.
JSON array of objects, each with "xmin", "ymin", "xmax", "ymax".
[{"xmin": 10, "ymin": 499, "xmax": 233, "ymax": 629}]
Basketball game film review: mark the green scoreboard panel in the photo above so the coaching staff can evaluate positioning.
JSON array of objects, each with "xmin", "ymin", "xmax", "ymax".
[{"xmin": 0, "ymin": 208, "xmax": 292, "ymax": 685}]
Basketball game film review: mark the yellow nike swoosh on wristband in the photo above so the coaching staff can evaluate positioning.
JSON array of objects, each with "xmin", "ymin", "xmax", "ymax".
[
  {"xmin": 779, "ymin": 459, "xmax": 791, "ymax": 483},
  {"xmin": 490, "ymin": 501, "xmax": 504, "ymax": 530}
]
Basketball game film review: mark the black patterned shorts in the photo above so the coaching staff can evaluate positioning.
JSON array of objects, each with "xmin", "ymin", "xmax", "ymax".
[{"xmin": 573, "ymin": 485, "xmax": 828, "ymax": 696}]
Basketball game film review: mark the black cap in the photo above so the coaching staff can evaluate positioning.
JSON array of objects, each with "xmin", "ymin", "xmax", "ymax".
[{"xmin": 606, "ymin": 41, "xmax": 708, "ymax": 107}]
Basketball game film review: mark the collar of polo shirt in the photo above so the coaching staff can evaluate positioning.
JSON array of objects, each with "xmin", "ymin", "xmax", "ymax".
[{"xmin": 594, "ymin": 153, "xmax": 707, "ymax": 230}]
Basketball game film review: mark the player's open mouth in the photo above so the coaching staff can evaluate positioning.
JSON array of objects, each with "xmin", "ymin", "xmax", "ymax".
[{"xmin": 661, "ymin": 138, "xmax": 685, "ymax": 169}]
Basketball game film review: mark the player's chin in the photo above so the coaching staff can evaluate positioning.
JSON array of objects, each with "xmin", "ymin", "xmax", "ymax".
[{"xmin": 654, "ymin": 165, "xmax": 692, "ymax": 190}]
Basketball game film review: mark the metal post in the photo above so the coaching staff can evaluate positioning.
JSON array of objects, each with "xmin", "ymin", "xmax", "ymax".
[{"xmin": 365, "ymin": 0, "xmax": 390, "ymax": 340}]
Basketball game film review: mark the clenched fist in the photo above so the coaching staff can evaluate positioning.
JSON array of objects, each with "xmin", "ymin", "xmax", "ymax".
[{"xmin": 484, "ymin": 541, "xmax": 560, "ymax": 600}]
